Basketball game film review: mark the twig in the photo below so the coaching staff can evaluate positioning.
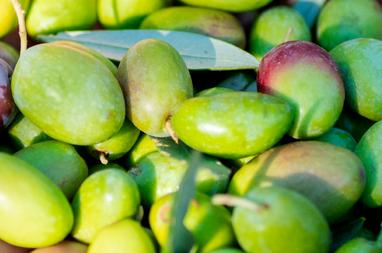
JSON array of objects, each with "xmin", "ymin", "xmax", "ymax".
[
  {"xmin": 165, "ymin": 119, "xmax": 179, "ymax": 144},
  {"xmin": 212, "ymin": 194, "xmax": 268, "ymax": 212},
  {"xmin": 10, "ymin": 0, "xmax": 27, "ymax": 54}
]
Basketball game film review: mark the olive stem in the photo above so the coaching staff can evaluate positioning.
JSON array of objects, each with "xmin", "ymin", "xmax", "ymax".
[
  {"xmin": 99, "ymin": 152, "xmax": 109, "ymax": 165},
  {"xmin": 165, "ymin": 120, "xmax": 179, "ymax": 144},
  {"xmin": 283, "ymin": 27, "xmax": 294, "ymax": 42},
  {"xmin": 212, "ymin": 194, "xmax": 267, "ymax": 212},
  {"xmin": 10, "ymin": 0, "xmax": 27, "ymax": 54}
]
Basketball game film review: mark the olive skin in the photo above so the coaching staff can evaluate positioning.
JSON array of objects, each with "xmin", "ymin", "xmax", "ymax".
[
  {"xmin": 88, "ymin": 219, "xmax": 156, "ymax": 253},
  {"xmin": 232, "ymin": 187, "xmax": 331, "ymax": 253},
  {"xmin": 26, "ymin": 0, "xmax": 97, "ymax": 36},
  {"xmin": 12, "ymin": 43, "xmax": 125, "ymax": 145},
  {"xmin": 0, "ymin": 153, "xmax": 73, "ymax": 248},
  {"xmin": 98, "ymin": 0, "xmax": 168, "ymax": 29},
  {"xmin": 331, "ymin": 38, "xmax": 382, "ymax": 121},
  {"xmin": 71, "ymin": 169, "xmax": 140, "ymax": 243},
  {"xmin": 230, "ymin": 141, "xmax": 365, "ymax": 223},
  {"xmin": 258, "ymin": 41, "xmax": 344, "ymax": 139},
  {"xmin": 356, "ymin": 121, "xmax": 382, "ymax": 207},
  {"xmin": 171, "ymin": 91, "xmax": 293, "ymax": 159},
  {"xmin": 335, "ymin": 238, "xmax": 382, "ymax": 253},
  {"xmin": 250, "ymin": 6, "xmax": 311, "ymax": 59},
  {"xmin": 141, "ymin": 6, "xmax": 246, "ymax": 48},
  {"xmin": 15, "ymin": 140, "xmax": 88, "ymax": 199},
  {"xmin": 317, "ymin": 0, "xmax": 382, "ymax": 51},
  {"xmin": 0, "ymin": 0, "xmax": 31, "ymax": 37},
  {"xmin": 313, "ymin": 128, "xmax": 357, "ymax": 151},
  {"xmin": 178, "ymin": 0, "xmax": 273, "ymax": 12},
  {"xmin": 118, "ymin": 39, "xmax": 193, "ymax": 137}
]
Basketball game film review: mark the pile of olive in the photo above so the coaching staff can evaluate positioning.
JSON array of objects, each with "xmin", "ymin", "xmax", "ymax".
[{"xmin": 1, "ymin": 0, "xmax": 382, "ymax": 252}]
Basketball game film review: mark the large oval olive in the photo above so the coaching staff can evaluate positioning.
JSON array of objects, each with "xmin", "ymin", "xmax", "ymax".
[
  {"xmin": 118, "ymin": 38, "xmax": 193, "ymax": 137},
  {"xmin": 229, "ymin": 141, "xmax": 365, "ymax": 222},
  {"xmin": 15, "ymin": 140, "xmax": 88, "ymax": 199},
  {"xmin": 88, "ymin": 219, "xmax": 156, "ymax": 253},
  {"xmin": 178, "ymin": 0, "xmax": 272, "ymax": 12},
  {"xmin": 355, "ymin": 121, "xmax": 382, "ymax": 207},
  {"xmin": 71, "ymin": 169, "xmax": 140, "ymax": 243},
  {"xmin": 140, "ymin": 6, "xmax": 246, "ymax": 48},
  {"xmin": 11, "ymin": 43, "xmax": 125, "ymax": 145},
  {"xmin": 0, "ymin": 153, "xmax": 73, "ymax": 248},
  {"xmin": 171, "ymin": 91, "xmax": 292, "ymax": 159}
]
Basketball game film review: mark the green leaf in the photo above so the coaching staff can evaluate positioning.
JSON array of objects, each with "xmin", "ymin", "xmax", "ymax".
[
  {"xmin": 37, "ymin": 30, "xmax": 259, "ymax": 71},
  {"xmin": 293, "ymin": 0, "xmax": 326, "ymax": 28},
  {"xmin": 166, "ymin": 151, "xmax": 202, "ymax": 253}
]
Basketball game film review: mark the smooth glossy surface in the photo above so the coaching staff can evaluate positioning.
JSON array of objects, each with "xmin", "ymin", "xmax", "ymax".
[
  {"xmin": 250, "ymin": 6, "xmax": 311, "ymax": 59},
  {"xmin": 356, "ymin": 121, "xmax": 382, "ymax": 207},
  {"xmin": 98, "ymin": 0, "xmax": 167, "ymax": 29},
  {"xmin": 88, "ymin": 219, "xmax": 156, "ymax": 253},
  {"xmin": 0, "ymin": 153, "xmax": 73, "ymax": 248},
  {"xmin": 71, "ymin": 169, "xmax": 140, "ymax": 243},
  {"xmin": 15, "ymin": 140, "xmax": 88, "ymax": 199},
  {"xmin": 26, "ymin": 0, "xmax": 97, "ymax": 36},
  {"xmin": 141, "ymin": 6, "xmax": 246, "ymax": 48},
  {"xmin": 171, "ymin": 91, "xmax": 292, "ymax": 159},
  {"xmin": 331, "ymin": 38, "xmax": 382, "ymax": 121},
  {"xmin": 0, "ymin": 0, "xmax": 31, "ymax": 37},
  {"xmin": 12, "ymin": 43, "xmax": 125, "ymax": 145},
  {"xmin": 178, "ymin": 0, "xmax": 273, "ymax": 12},
  {"xmin": 118, "ymin": 39, "xmax": 193, "ymax": 137},
  {"xmin": 258, "ymin": 41, "xmax": 344, "ymax": 138},
  {"xmin": 313, "ymin": 127, "xmax": 357, "ymax": 151},
  {"xmin": 335, "ymin": 238, "xmax": 382, "ymax": 253},
  {"xmin": 233, "ymin": 187, "xmax": 330, "ymax": 253},
  {"xmin": 89, "ymin": 119, "xmax": 140, "ymax": 161},
  {"xmin": 317, "ymin": 0, "xmax": 382, "ymax": 50},
  {"xmin": 230, "ymin": 141, "xmax": 365, "ymax": 222}
]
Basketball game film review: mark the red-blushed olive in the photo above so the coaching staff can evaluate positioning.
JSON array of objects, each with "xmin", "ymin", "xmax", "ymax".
[
  {"xmin": 230, "ymin": 141, "xmax": 365, "ymax": 223},
  {"xmin": 258, "ymin": 41, "xmax": 344, "ymax": 139}
]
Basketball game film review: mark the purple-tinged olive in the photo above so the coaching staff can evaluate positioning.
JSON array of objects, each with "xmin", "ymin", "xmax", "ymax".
[{"xmin": 0, "ymin": 59, "xmax": 16, "ymax": 128}]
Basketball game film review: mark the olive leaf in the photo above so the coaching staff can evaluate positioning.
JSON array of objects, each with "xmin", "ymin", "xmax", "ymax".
[
  {"xmin": 293, "ymin": 0, "xmax": 326, "ymax": 28},
  {"xmin": 37, "ymin": 30, "xmax": 259, "ymax": 71},
  {"xmin": 166, "ymin": 151, "xmax": 202, "ymax": 253}
]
